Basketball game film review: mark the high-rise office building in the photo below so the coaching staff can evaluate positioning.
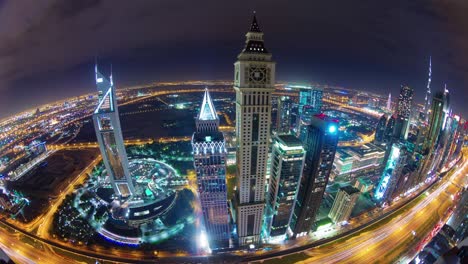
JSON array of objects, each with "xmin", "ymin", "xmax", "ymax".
[
  {"xmin": 328, "ymin": 185, "xmax": 360, "ymax": 224},
  {"xmin": 437, "ymin": 111, "xmax": 458, "ymax": 171},
  {"xmin": 233, "ymin": 14, "xmax": 276, "ymax": 246},
  {"xmin": 394, "ymin": 85, "xmax": 413, "ymax": 140},
  {"xmin": 93, "ymin": 64, "xmax": 135, "ymax": 198},
  {"xmin": 415, "ymin": 125, "xmax": 428, "ymax": 153},
  {"xmin": 191, "ymin": 88, "xmax": 230, "ymax": 249},
  {"xmin": 297, "ymin": 87, "xmax": 323, "ymax": 117},
  {"xmin": 374, "ymin": 142, "xmax": 409, "ymax": 204},
  {"xmin": 374, "ymin": 114, "xmax": 388, "ymax": 144},
  {"xmin": 384, "ymin": 115, "xmax": 396, "ymax": 143},
  {"xmin": 423, "ymin": 91, "xmax": 445, "ymax": 153},
  {"xmin": 441, "ymin": 87, "xmax": 451, "ymax": 131},
  {"xmin": 446, "ymin": 115, "xmax": 462, "ymax": 162},
  {"xmin": 276, "ymin": 96, "xmax": 293, "ymax": 134},
  {"xmin": 427, "ymin": 88, "xmax": 452, "ymax": 172},
  {"xmin": 265, "ymin": 135, "xmax": 305, "ymax": 239},
  {"xmin": 290, "ymin": 114, "xmax": 339, "ymax": 238},
  {"xmin": 295, "ymin": 87, "xmax": 323, "ymax": 138},
  {"xmin": 297, "ymin": 105, "xmax": 317, "ymax": 142}
]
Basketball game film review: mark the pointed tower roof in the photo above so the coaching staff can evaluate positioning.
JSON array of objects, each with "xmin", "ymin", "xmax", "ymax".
[
  {"xmin": 95, "ymin": 63, "xmax": 112, "ymax": 93},
  {"xmin": 250, "ymin": 12, "xmax": 261, "ymax": 32},
  {"xmin": 242, "ymin": 12, "xmax": 269, "ymax": 54},
  {"xmin": 94, "ymin": 63, "xmax": 115, "ymax": 113},
  {"xmin": 198, "ymin": 88, "xmax": 218, "ymax": 121}
]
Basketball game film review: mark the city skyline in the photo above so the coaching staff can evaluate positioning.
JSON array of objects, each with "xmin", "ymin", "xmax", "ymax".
[
  {"xmin": 1, "ymin": 1, "xmax": 468, "ymax": 118},
  {"xmin": 0, "ymin": 2, "xmax": 467, "ymax": 264}
]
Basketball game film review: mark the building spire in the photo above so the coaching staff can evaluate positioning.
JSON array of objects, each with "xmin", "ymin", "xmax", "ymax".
[
  {"xmin": 250, "ymin": 11, "xmax": 261, "ymax": 32},
  {"xmin": 196, "ymin": 88, "xmax": 219, "ymax": 132},
  {"xmin": 423, "ymin": 56, "xmax": 432, "ymax": 120},
  {"xmin": 198, "ymin": 87, "xmax": 218, "ymax": 121}
]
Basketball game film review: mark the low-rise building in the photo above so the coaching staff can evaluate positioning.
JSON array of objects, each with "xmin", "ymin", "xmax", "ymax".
[
  {"xmin": 333, "ymin": 143, "xmax": 385, "ymax": 180},
  {"xmin": 354, "ymin": 177, "xmax": 374, "ymax": 193},
  {"xmin": 328, "ymin": 185, "xmax": 360, "ymax": 224}
]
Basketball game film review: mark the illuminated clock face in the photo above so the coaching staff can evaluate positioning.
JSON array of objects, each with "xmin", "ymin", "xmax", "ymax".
[{"xmin": 249, "ymin": 66, "xmax": 267, "ymax": 83}]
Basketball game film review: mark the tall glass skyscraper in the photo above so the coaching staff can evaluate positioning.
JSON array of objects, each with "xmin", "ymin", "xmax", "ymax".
[
  {"xmin": 394, "ymin": 85, "xmax": 413, "ymax": 140},
  {"xmin": 424, "ymin": 91, "xmax": 446, "ymax": 153},
  {"xmin": 296, "ymin": 87, "xmax": 323, "ymax": 117},
  {"xmin": 265, "ymin": 135, "xmax": 305, "ymax": 240},
  {"xmin": 93, "ymin": 64, "xmax": 135, "ymax": 198},
  {"xmin": 295, "ymin": 87, "xmax": 323, "ymax": 139},
  {"xmin": 374, "ymin": 114, "xmax": 388, "ymax": 144},
  {"xmin": 384, "ymin": 115, "xmax": 396, "ymax": 143},
  {"xmin": 233, "ymin": 14, "xmax": 276, "ymax": 246},
  {"xmin": 297, "ymin": 105, "xmax": 317, "ymax": 143},
  {"xmin": 191, "ymin": 88, "xmax": 230, "ymax": 249},
  {"xmin": 374, "ymin": 142, "xmax": 408, "ymax": 204},
  {"xmin": 276, "ymin": 96, "xmax": 293, "ymax": 134},
  {"xmin": 290, "ymin": 114, "xmax": 339, "ymax": 238}
]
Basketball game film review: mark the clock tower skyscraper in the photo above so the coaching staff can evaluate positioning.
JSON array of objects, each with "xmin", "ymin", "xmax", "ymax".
[{"xmin": 234, "ymin": 14, "xmax": 275, "ymax": 246}]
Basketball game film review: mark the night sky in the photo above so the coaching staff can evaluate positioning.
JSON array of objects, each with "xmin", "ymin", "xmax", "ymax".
[{"xmin": 1, "ymin": 0, "xmax": 467, "ymax": 118}]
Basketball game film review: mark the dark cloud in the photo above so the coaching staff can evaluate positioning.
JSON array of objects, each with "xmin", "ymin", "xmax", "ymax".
[{"xmin": 0, "ymin": 0, "xmax": 467, "ymax": 118}]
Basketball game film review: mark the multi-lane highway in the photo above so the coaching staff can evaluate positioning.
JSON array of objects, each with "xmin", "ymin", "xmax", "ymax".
[{"xmin": 0, "ymin": 149, "xmax": 465, "ymax": 263}]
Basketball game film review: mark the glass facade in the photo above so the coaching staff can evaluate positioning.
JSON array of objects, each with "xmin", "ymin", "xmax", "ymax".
[
  {"xmin": 266, "ymin": 135, "xmax": 305, "ymax": 238},
  {"xmin": 297, "ymin": 87, "xmax": 323, "ymax": 117},
  {"xmin": 93, "ymin": 65, "xmax": 135, "ymax": 198},
  {"xmin": 295, "ymin": 87, "xmax": 323, "ymax": 141},
  {"xmin": 374, "ymin": 142, "xmax": 408, "ymax": 203},
  {"xmin": 101, "ymin": 131, "xmax": 125, "ymax": 180},
  {"xmin": 291, "ymin": 114, "xmax": 339, "ymax": 237},
  {"xmin": 276, "ymin": 96, "xmax": 293, "ymax": 134}
]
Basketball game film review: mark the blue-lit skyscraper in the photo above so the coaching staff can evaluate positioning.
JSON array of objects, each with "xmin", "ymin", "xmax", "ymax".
[
  {"xmin": 265, "ymin": 135, "xmax": 305, "ymax": 240},
  {"xmin": 290, "ymin": 114, "xmax": 339, "ymax": 238},
  {"xmin": 296, "ymin": 87, "xmax": 323, "ymax": 117},
  {"xmin": 295, "ymin": 86, "xmax": 323, "ymax": 139},
  {"xmin": 374, "ymin": 142, "xmax": 409, "ymax": 204},
  {"xmin": 192, "ymin": 88, "xmax": 230, "ymax": 249},
  {"xmin": 93, "ymin": 64, "xmax": 135, "ymax": 198},
  {"xmin": 297, "ymin": 105, "xmax": 316, "ymax": 142}
]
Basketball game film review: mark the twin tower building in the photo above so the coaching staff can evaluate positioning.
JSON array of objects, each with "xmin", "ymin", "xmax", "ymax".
[{"xmin": 193, "ymin": 15, "xmax": 339, "ymax": 249}]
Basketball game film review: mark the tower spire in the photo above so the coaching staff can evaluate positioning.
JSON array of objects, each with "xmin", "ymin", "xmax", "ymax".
[
  {"xmin": 423, "ymin": 56, "xmax": 432, "ymax": 121},
  {"xmin": 198, "ymin": 87, "xmax": 217, "ymax": 121},
  {"xmin": 250, "ymin": 11, "xmax": 261, "ymax": 32},
  {"xmin": 196, "ymin": 87, "xmax": 219, "ymax": 132}
]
